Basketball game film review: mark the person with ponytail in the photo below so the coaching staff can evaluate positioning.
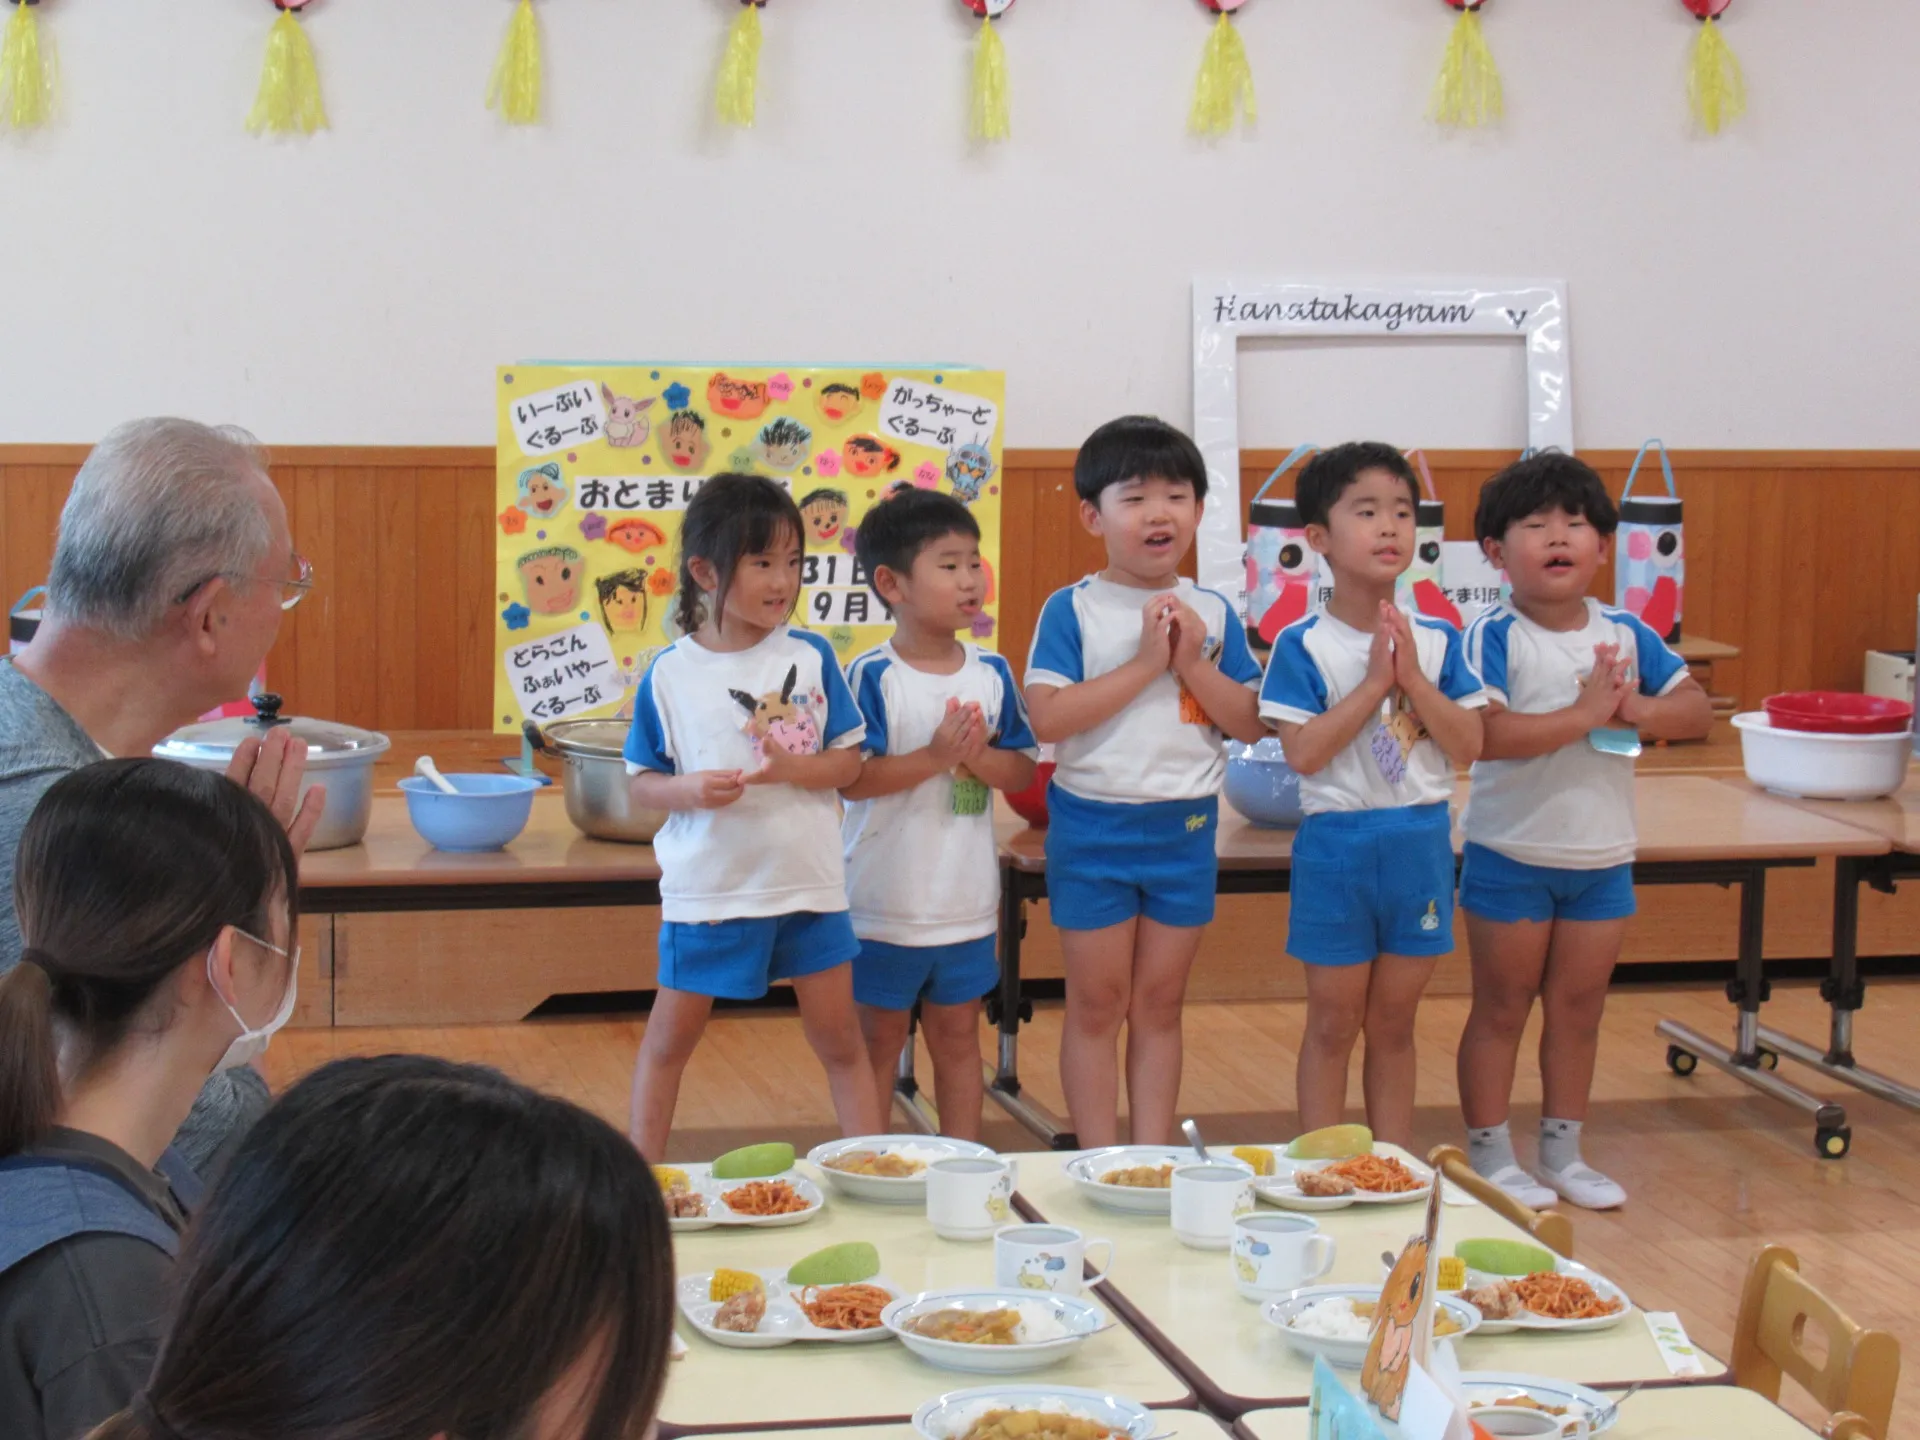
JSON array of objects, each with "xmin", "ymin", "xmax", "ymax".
[
  {"xmin": 88, "ymin": 1054, "xmax": 674, "ymax": 1440},
  {"xmin": 0, "ymin": 759, "xmax": 299, "ymax": 1440}
]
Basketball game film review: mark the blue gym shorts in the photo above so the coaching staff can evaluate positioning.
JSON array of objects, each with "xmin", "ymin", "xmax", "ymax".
[
  {"xmin": 1044, "ymin": 785, "xmax": 1219, "ymax": 932},
  {"xmin": 1458, "ymin": 843, "xmax": 1637, "ymax": 924},
  {"xmin": 852, "ymin": 934, "xmax": 999, "ymax": 1011},
  {"xmin": 657, "ymin": 910, "xmax": 860, "ymax": 1001},
  {"xmin": 1288, "ymin": 802, "xmax": 1456, "ymax": 967}
]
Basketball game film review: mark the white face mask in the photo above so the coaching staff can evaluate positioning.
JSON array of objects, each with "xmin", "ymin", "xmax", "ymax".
[{"xmin": 207, "ymin": 928, "xmax": 299, "ymax": 1073}]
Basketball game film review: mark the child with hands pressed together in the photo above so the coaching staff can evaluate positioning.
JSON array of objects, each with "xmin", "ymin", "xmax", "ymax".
[
  {"xmin": 1258, "ymin": 443, "xmax": 1487, "ymax": 1148},
  {"xmin": 623, "ymin": 474, "xmax": 881, "ymax": 1159},
  {"xmin": 1025, "ymin": 417, "xmax": 1266, "ymax": 1147},
  {"xmin": 1457, "ymin": 453, "xmax": 1711, "ymax": 1209},
  {"xmin": 840, "ymin": 490, "xmax": 1037, "ymax": 1140}
]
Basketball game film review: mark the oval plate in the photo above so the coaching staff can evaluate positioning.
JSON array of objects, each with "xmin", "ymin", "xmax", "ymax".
[
  {"xmin": 912, "ymin": 1385, "xmax": 1156, "ymax": 1440},
  {"xmin": 679, "ymin": 1270, "xmax": 902, "ymax": 1349},
  {"xmin": 883, "ymin": 1289, "xmax": 1107, "ymax": 1375},
  {"xmin": 1458, "ymin": 1371, "xmax": 1620, "ymax": 1436},
  {"xmin": 807, "ymin": 1136, "xmax": 996, "ymax": 1205},
  {"xmin": 1063, "ymin": 1146, "xmax": 1217, "ymax": 1214},
  {"xmin": 1460, "ymin": 1259, "xmax": 1632, "ymax": 1334},
  {"xmin": 1263, "ymin": 1284, "xmax": 1483, "ymax": 1371}
]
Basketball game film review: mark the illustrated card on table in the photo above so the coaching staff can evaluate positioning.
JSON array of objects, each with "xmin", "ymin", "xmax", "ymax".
[{"xmin": 1361, "ymin": 1177, "xmax": 1444, "ymax": 1422}]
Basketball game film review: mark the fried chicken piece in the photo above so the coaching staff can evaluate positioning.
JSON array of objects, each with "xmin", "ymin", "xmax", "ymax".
[
  {"xmin": 1460, "ymin": 1280, "xmax": 1524, "ymax": 1320},
  {"xmin": 713, "ymin": 1287, "xmax": 766, "ymax": 1333},
  {"xmin": 1296, "ymin": 1168, "xmax": 1356, "ymax": 1197},
  {"xmin": 661, "ymin": 1179, "xmax": 709, "ymax": 1219}
]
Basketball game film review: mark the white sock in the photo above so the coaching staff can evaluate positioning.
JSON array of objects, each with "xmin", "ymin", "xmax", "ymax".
[
  {"xmin": 1538, "ymin": 1117, "xmax": 1584, "ymax": 1173},
  {"xmin": 1467, "ymin": 1122, "xmax": 1519, "ymax": 1175},
  {"xmin": 1539, "ymin": 1117, "xmax": 1626, "ymax": 1209}
]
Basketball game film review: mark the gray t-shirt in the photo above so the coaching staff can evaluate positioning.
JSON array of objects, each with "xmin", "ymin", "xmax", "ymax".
[{"xmin": 0, "ymin": 660, "xmax": 268, "ymax": 1178}]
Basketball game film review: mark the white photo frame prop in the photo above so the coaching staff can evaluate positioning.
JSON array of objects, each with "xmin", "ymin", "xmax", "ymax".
[{"xmin": 1191, "ymin": 277, "xmax": 1572, "ymax": 616}]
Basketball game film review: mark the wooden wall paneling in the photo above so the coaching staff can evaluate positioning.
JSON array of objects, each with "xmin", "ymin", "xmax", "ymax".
[
  {"xmin": 373, "ymin": 466, "xmax": 421, "ymax": 730},
  {"xmin": 412, "ymin": 467, "xmax": 459, "ymax": 728},
  {"xmin": 284, "ymin": 466, "xmax": 339, "ymax": 718},
  {"xmin": 331, "ymin": 468, "xmax": 382, "ymax": 728},
  {"xmin": 454, "ymin": 465, "xmax": 498, "ymax": 730},
  {"xmin": 288, "ymin": 914, "xmax": 332, "ymax": 1029}
]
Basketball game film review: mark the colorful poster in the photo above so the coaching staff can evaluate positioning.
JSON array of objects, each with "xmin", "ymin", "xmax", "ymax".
[{"xmin": 494, "ymin": 364, "xmax": 1006, "ymax": 735}]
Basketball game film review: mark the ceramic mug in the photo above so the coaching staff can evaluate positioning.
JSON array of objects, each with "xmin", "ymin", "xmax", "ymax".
[
  {"xmin": 1472, "ymin": 1408, "xmax": 1589, "ymax": 1440},
  {"xmin": 926, "ymin": 1156, "xmax": 1017, "ymax": 1241},
  {"xmin": 1170, "ymin": 1162, "xmax": 1257, "ymax": 1250},
  {"xmin": 993, "ymin": 1223, "xmax": 1114, "ymax": 1297},
  {"xmin": 1229, "ymin": 1213, "xmax": 1336, "ymax": 1300}
]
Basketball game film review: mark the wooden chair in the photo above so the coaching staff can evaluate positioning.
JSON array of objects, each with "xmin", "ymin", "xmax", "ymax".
[
  {"xmin": 1732, "ymin": 1244, "xmax": 1900, "ymax": 1440},
  {"xmin": 1425, "ymin": 1145, "xmax": 1575, "ymax": 1260}
]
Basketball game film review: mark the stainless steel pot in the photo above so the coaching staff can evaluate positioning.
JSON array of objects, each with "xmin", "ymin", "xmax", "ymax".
[
  {"xmin": 154, "ymin": 694, "xmax": 391, "ymax": 852},
  {"xmin": 525, "ymin": 719, "xmax": 666, "ymax": 844}
]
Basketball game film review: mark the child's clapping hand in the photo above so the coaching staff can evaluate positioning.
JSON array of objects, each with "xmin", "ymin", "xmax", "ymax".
[
  {"xmin": 1167, "ymin": 601, "xmax": 1208, "ymax": 675},
  {"xmin": 1578, "ymin": 642, "xmax": 1635, "ymax": 725},
  {"xmin": 1364, "ymin": 609, "xmax": 1398, "ymax": 701},
  {"xmin": 928, "ymin": 697, "xmax": 988, "ymax": 768},
  {"xmin": 679, "ymin": 769, "xmax": 747, "ymax": 808},
  {"xmin": 1135, "ymin": 594, "xmax": 1177, "ymax": 672},
  {"xmin": 1384, "ymin": 604, "xmax": 1428, "ymax": 694}
]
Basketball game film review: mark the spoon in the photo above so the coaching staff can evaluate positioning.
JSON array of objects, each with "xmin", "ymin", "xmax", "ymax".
[
  {"xmin": 1590, "ymin": 1380, "xmax": 1646, "ymax": 1428},
  {"xmin": 1180, "ymin": 1118, "xmax": 1211, "ymax": 1164},
  {"xmin": 414, "ymin": 756, "xmax": 459, "ymax": 795}
]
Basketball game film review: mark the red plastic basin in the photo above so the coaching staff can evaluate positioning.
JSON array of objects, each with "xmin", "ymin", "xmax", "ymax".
[
  {"xmin": 1007, "ymin": 761, "xmax": 1055, "ymax": 829},
  {"xmin": 1763, "ymin": 691, "xmax": 1914, "ymax": 735}
]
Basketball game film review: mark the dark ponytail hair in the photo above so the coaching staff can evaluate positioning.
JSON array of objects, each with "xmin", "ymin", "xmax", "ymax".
[
  {"xmin": 90, "ymin": 1055, "xmax": 674, "ymax": 1440},
  {"xmin": 0, "ymin": 758, "xmax": 297, "ymax": 1159},
  {"xmin": 674, "ymin": 472, "xmax": 804, "ymax": 637}
]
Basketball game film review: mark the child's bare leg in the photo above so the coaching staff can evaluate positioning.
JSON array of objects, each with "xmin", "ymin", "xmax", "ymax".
[
  {"xmin": 1297, "ymin": 962, "xmax": 1371, "ymax": 1132},
  {"xmin": 1537, "ymin": 918, "xmax": 1629, "ymax": 1122},
  {"xmin": 1457, "ymin": 915, "xmax": 1552, "ymax": 1129},
  {"xmin": 1059, "ymin": 919, "xmax": 1138, "ymax": 1148},
  {"xmin": 794, "ymin": 966, "xmax": 888, "ymax": 1137},
  {"xmin": 1122, "ymin": 918, "xmax": 1205, "ymax": 1144},
  {"xmin": 857, "ymin": 1003, "xmax": 914, "ymax": 1135},
  {"xmin": 1359, "ymin": 953, "xmax": 1440, "ymax": 1148},
  {"xmin": 921, "ymin": 1000, "xmax": 985, "ymax": 1142},
  {"xmin": 629, "ymin": 987, "xmax": 715, "ymax": 1159}
]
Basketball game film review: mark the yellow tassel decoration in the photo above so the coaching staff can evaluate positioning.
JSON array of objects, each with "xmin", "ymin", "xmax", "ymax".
[
  {"xmin": 0, "ymin": 1, "xmax": 57, "ymax": 131},
  {"xmin": 1687, "ymin": 17, "xmax": 1745, "ymax": 135},
  {"xmin": 247, "ymin": 9, "xmax": 327, "ymax": 136},
  {"xmin": 971, "ymin": 15, "xmax": 1009, "ymax": 143},
  {"xmin": 715, "ymin": 1, "xmax": 764, "ymax": 129},
  {"xmin": 488, "ymin": 0, "xmax": 542, "ymax": 126},
  {"xmin": 1429, "ymin": 6, "xmax": 1503, "ymax": 129},
  {"xmin": 1189, "ymin": 12, "xmax": 1255, "ymax": 138}
]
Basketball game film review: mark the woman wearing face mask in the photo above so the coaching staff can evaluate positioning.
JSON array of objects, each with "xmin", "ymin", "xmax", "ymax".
[
  {"xmin": 90, "ymin": 1054, "xmax": 673, "ymax": 1440},
  {"xmin": 0, "ymin": 759, "xmax": 299, "ymax": 1440}
]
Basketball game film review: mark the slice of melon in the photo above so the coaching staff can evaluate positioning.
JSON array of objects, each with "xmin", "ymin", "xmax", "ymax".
[
  {"xmin": 710, "ymin": 1142, "xmax": 795, "ymax": 1179},
  {"xmin": 786, "ymin": 1241, "xmax": 881, "ymax": 1287},
  {"xmin": 1285, "ymin": 1124, "xmax": 1374, "ymax": 1160},
  {"xmin": 1454, "ymin": 1237, "xmax": 1555, "ymax": 1277}
]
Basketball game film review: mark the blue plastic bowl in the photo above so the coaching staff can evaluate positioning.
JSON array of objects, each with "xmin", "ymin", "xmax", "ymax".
[
  {"xmin": 1224, "ymin": 738, "xmax": 1304, "ymax": 829},
  {"xmin": 398, "ymin": 774, "xmax": 540, "ymax": 852}
]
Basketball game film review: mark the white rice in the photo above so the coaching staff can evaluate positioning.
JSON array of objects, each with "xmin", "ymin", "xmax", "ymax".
[
  {"xmin": 1286, "ymin": 1296, "xmax": 1372, "ymax": 1341},
  {"xmin": 1013, "ymin": 1301, "xmax": 1071, "ymax": 1344},
  {"xmin": 934, "ymin": 1396, "xmax": 1109, "ymax": 1440}
]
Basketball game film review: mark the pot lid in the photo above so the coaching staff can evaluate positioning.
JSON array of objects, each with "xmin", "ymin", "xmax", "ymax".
[
  {"xmin": 154, "ymin": 693, "xmax": 391, "ymax": 770},
  {"xmin": 538, "ymin": 718, "xmax": 629, "ymax": 760}
]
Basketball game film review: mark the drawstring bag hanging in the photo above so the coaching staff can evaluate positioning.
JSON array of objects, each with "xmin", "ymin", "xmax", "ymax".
[
  {"xmin": 1189, "ymin": 0, "xmax": 1256, "ymax": 138},
  {"xmin": 1430, "ymin": 0, "xmax": 1502, "ymax": 129},
  {"xmin": 248, "ymin": 0, "xmax": 326, "ymax": 136},
  {"xmin": 488, "ymin": 0, "xmax": 542, "ymax": 126},
  {"xmin": 1400, "ymin": 450, "xmax": 1461, "ymax": 626},
  {"xmin": 962, "ymin": 0, "xmax": 1014, "ymax": 143},
  {"xmin": 1617, "ymin": 440, "xmax": 1685, "ymax": 643},
  {"xmin": 1, "ymin": 0, "xmax": 57, "ymax": 131},
  {"xmin": 715, "ymin": 0, "xmax": 765, "ymax": 128},
  {"xmin": 1683, "ymin": 0, "xmax": 1745, "ymax": 136},
  {"xmin": 1244, "ymin": 444, "xmax": 1318, "ymax": 645}
]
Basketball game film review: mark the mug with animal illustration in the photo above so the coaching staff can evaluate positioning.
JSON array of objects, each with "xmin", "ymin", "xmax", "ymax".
[{"xmin": 729, "ymin": 664, "xmax": 823, "ymax": 758}]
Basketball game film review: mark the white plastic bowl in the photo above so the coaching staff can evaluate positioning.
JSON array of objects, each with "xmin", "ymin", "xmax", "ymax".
[
  {"xmin": 1732, "ymin": 712, "xmax": 1912, "ymax": 800},
  {"xmin": 883, "ymin": 1289, "xmax": 1105, "ymax": 1374}
]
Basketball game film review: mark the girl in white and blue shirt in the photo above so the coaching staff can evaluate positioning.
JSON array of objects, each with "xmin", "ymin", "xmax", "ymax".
[{"xmin": 623, "ymin": 475, "xmax": 882, "ymax": 1158}]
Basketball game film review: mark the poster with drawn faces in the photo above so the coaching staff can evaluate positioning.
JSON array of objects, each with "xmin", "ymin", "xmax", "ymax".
[{"xmin": 493, "ymin": 363, "xmax": 1006, "ymax": 735}]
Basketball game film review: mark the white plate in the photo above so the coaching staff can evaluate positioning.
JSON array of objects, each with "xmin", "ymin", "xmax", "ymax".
[
  {"xmin": 678, "ymin": 1269, "xmax": 902, "ymax": 1349},
  {"xmin": 1252, "ymin": 1175, "xmax": 1358, "ymax": 1213},
  {"xmin": 1459, "ymin": 1259, "xmax": 1632, "ymax": 1334},
  {"xmin": 1063, "ymin": 1146, "xmax": 1236, "ymax": 1214},
  {"xmin": 912, "ymin": 1385, "xmax": 1157, "ymax": 1440},
  {"xmin": 1273, "ymin": 1149, "xmax": 1434, "ymax": 1206},
  {"xmin": 1459, "ymin": 1371, "xmax": 1620, "ymax": 1436},
  {"xmin": 663, "ymin": 1166, "xmax": 826, "ymax": 1231},
  {"xmin": 807, "ymin": 1136, "xmax": 995, "ymax": 1204},
  {"xmin": 1263, "ymin": 1284, "xmax": 1483, "ymax": 1371},
  {"xmin": 883, "ymin": 1289, "xmax": 1108, "ymax": 1375}
]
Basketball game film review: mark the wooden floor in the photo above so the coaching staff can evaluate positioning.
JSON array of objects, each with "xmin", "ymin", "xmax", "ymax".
[{"xmin": 264, "ymin": 980, "xmax": 1920, "ymax": 1436}]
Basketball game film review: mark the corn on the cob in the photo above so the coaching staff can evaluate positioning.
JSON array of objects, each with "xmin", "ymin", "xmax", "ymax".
[
  {"xmin": 709, "ymin": 1268, "xmax": 763, "ymax": 1303},
  {"xmin": 1437, "ymin": 1256, "xmax": 1467, "ymax": 1291},
  {"xmin": 1232, "ymin": 1145, "xmax": 1275, "ymax": 1177},
  {"xmin": 653, "ymin": 1166, "xmax": 689, "ymax": 1192}
]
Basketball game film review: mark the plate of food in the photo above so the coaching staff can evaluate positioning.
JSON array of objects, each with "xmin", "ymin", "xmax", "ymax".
[
  {"xmin": 1263, "ymin": 1284, "xmax": 1482, "ymax": 1370},
  {"xmin": 912, "ymin": 1385, "xmax": 1157, "ymax": 1440},
  {"xmin": 808, "ymin": 1136, "xmax": 995, "ymax": 1204},
  {"xmin": 656, "ymin": 1164, "xmax": 826, "ymax": 1231},
  {"xmin": 678, "ymin": 1267, "xmax": 902, "ymax": 1350},
  {"xmin": 1063, "ymin": 1146, "xmax": 1249, "ymax": 1214},
  {"xmin": 1457, "ymin": 1257, "xmax": 1631, "ymax": 1334},
  {"xmin": 884, "ymin": 1289, "xmax": 1109, "ymax": 1375},
  {"xmin": 1265, "ymin": 1150, "xmax": 1434, "ymax": 1206},
  {"xmin": 1458, "ymin": 1372, "xmax": 1620, "ymax": 1436}
]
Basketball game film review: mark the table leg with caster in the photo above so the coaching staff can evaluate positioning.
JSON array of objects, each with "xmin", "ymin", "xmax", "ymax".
[
  {"xmin": 891, "ymin": 1004, "xmax": 940, "ymax": 1135},
  {"xmin": 1653, "ymin": 863, "xmax": 1852, "ymax": 1159}
]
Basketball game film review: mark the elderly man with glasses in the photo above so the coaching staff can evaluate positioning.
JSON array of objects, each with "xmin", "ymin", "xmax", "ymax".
[{"xmin": 0, "ymin": 418, "xmax": 324, "ymax": 1179}]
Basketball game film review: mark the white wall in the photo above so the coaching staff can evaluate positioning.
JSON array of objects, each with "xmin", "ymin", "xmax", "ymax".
[{"xmin": 2, "ymin": 0, "xmax": 1915, "ymax": 449}]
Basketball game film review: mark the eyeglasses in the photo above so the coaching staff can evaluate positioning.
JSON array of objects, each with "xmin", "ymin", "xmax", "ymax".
[{"xmin": 174, "ymin": 552, "xmax": 315, "ymax": 612}]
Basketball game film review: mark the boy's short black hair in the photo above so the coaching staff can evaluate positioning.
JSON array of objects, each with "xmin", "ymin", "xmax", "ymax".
[
  {"xmin": 1293, "ymin": 442, "xmax": 1420, "ymax": 528},
  {"xmin": 1073, "ymin": 415, "xmax": 1209, "ymax": 505},
  {"xmin": 855, "ymin": 487, "xmax": 981, "ymax": 583},
  {"xmin": 1474, "ymin": 450, "xmax": 1619, "ymax": 543}
]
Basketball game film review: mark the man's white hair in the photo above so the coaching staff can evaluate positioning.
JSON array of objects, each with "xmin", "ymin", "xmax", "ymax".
[{"xmin": 47, "ymin": 418, "xmax": 276, "ymax": 641}]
